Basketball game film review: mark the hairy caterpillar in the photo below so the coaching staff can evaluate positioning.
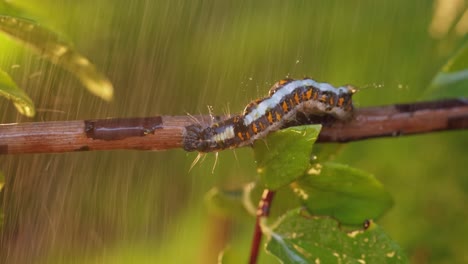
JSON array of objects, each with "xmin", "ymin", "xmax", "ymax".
[{"xmin": 183, "ymin": 78, "xmax": 355, "ymax": 152}]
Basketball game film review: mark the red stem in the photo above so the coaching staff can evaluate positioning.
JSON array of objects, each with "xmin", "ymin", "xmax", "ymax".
[{"xmin": 249, "ymin": 189, "xmax": 276, "ymax": 264}]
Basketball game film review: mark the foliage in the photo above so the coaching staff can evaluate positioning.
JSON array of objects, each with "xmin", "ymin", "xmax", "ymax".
[
  {"xmin": 1, "ymin": 1, "xmax": 468, "ymax": 264},
  {"xmin": 209, "ymin": 126, "xmax": 399, "ymax": 263},
  {"xmin": 0, "ymin": 2, "xmax": 113, "ymax": 117},
  {"xmin": 294, "ymin": 162, "xmax": 393, "ymax": 225},
  {"xmin": 265, "ymin": 209, "xmax": 406, "ymax": 264},
  {"xmin": 253, "ymin": 125, "xmax": 321, "ymax": 190},
  {"xmin": 427, "ymin": 41, "xmax": 468, "ymax": 99},
  {"xmin": 0, "ymin": 68, "xmax": 34, "ymax": 116},
  {"xmin": 209, "ymin": 37, "xmax": 468, "ymax": 261}
]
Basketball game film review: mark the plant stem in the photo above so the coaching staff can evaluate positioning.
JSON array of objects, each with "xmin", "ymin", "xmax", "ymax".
[
  {"xmin": 249, "ymin": 189, "xmax": 275, "ymax": 264},
  {"xmin": 0, "ymin": 98, "xmax": 467, "ymax": 154}
]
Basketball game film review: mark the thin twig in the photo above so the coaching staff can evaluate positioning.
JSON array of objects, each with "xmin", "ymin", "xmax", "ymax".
[
  {"xmin": 249, "ymin": 189, "xmax": 275, "ymax": 264},
  {"xmin": 0, "ymin": 98, "xmax": 467, "ymax": 155}
]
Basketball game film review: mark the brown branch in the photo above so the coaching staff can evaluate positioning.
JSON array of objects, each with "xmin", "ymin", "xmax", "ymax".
[{"xmin": 0, "ymin": 98, "xmax": 467, "ymax": 155}]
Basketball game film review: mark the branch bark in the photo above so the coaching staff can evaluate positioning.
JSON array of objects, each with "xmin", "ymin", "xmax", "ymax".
[{"xmin": 0, "ymin": 98, "xmax": 467, "ymax": 155}]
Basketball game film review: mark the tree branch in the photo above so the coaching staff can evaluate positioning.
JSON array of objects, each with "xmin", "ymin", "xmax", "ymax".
[{"xmin": 0, "ymin": 98, "xmax": 467, "ymax": 155}]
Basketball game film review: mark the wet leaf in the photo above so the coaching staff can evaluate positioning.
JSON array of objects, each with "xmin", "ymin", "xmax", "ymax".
[
  {"xmin": 293, "ymin": 162, "xmax": 393, "ymax": 225},
  {"xmin": 0, "ymin": 68, "xmax": 35, "ymax": 116},
  {"xmin": 426, "ymin": 41, "xmax": 468, "ymax": 99},
  {"xmin": 265, "ymin": 209, "xmax": 407, "ymax": 264},
  {"xmin": 0, "ymin": 15, "xmax": 113, "ymax": 101},
  {"xmin": 253, "ymin": 125, "xmax": 321, "ymax": 190}
]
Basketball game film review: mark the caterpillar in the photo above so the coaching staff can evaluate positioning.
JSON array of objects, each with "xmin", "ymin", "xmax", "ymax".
[{"xmin": 183, "ymin": 78, "xmax": 355, "ymax": 152}]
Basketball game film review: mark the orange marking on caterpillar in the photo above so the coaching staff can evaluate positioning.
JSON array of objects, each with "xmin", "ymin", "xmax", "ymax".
[
  {"xmin": 313, "ymin": 91, "xmax": 318, "ymax": 100},
  {"xmin": 237, "ymin": 132, "xmax": 244, "ymax": 140},
  {"xmin": 275, "ymin": 112, "xmax": 282, "ymax": 121},
  {"xmin": 338, "ymin": 97, "xmax": 345, "ymax": 107},
  {"xmin": 282, "ymin": 101, "xmax": 289, "ymax": 112},
  {"xmin": 320, "ymin": 94, "xmax": 327, "ymax": 103},
  {"xmin": 306, "ymin": 89, "xmax": 312, "ymax": 99},
  {"xmin": 259, "ymin": 122, "xmax": 265, "ymax": 130},
  {"xmin": 267, "ymin": 112, "xmax": 274, "ymax": 124},
  {"xmin": 252, "ymin": 123, "xmax": 258, "ymax": 134},
  {"xmin": 289, "ymin": 98, "xmax": 295, "ymax": 107},
  {"xmin": 294, "ymin": 92, "xmax": 300, "ymax": 104}
]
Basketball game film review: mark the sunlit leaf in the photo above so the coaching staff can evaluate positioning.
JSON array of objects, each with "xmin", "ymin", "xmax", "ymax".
[
  {"xmin": 253, "ymin": 125, "xmax": 321, "ymax": 190},
  {"xmin": 265, "ymin": 209, "xmax": 407, "ymax": 264},
  {"xmin": 0, "ymin": 15, "xmax": 113, "ymax": 101},
  {"xmin": 293, "ymin": 162, "xmax": 393, "ymax": 225},
  {"xmin": 426, "ymin": 41, "xmax": 468, "ymax": 99},
  {"xmin": 0, "ymin": 68, "xmax": 35, "ymax": 116}
]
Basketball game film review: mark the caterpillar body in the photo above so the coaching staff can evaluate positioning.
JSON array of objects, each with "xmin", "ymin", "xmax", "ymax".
[{"xmin": 183, "ymin": 78, "xmax": 355, "ymax": 152}]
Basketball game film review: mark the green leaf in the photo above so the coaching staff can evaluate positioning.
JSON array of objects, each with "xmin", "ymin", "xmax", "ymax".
[
  {"xmin": 265, "ymin": 209, "xmax": 408, "ymax": 264},
  {"xmin": 426, "ymin": 41, "xmax": 468, "ymax": 99},
  {"xmin": 293, "ymin": 162, "xmax": 393, "ymax": 225},
  {"xmin": 208, "ymin": 160, "xmax": 392, "ymax": 229},
  {"xmin": 253, "ymin": 125, "xmax": 321, "ymax": 190},
  {"xmin": 0, "ymin": 68, "xmax": 35, "ymax": 116},
  {"xmin": 0, "ymin": 15, "xmax": 113, "ymax": 101},
  {"xmin": 310, "ymin": 143, "xmax": 345, "ymax": 164}
]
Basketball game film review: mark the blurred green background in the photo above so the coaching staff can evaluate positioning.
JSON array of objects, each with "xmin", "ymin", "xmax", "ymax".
[{"xmin": 0, "ymin": 0, "xmax": 467, "ymax": 263}]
